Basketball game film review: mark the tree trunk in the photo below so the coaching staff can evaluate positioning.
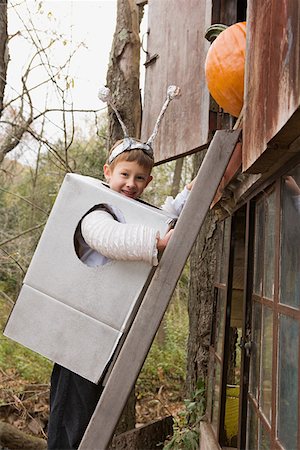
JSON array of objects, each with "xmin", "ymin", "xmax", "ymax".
[
  {"xmin": 171, "ymin": 157, "xmax": 184, "ymax": 198},
  {"xmin": 106, "ymin": 0, "xmax": 143, "ymax": 434},
  {"xmin": 186, "ymin": 151, "xmax": 220, "ymax": 394},
  {"xmin": 0, "ymin": 0, "xmax": 7, "ymax": 116},
  {"xmin": 106, "ymin": 0, "xmax": 142, "ymax": 149}
]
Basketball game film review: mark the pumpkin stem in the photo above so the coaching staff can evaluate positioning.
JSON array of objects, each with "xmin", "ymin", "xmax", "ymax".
[{"xmin": 205, "ymin": 24, "xmax": 228, "ymax": 42}]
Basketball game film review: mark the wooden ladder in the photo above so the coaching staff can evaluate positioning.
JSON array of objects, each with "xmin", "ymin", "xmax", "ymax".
[{"xmin": 79, "ymin": 129, "xmax": 241, "ymax": 450}]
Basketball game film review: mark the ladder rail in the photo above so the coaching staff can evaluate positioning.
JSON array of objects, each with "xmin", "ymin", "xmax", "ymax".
[{"xmin": 79, "ymin": 129, "xmax": 241, "ymax": 449}]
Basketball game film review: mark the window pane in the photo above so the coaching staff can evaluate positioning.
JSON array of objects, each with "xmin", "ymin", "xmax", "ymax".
[
  {"xmin": 259, "ymin": 422, "xmax": 271, "ymax": 450},
  {"xmin": 277, "ymin": 315, "xmax": 299, "ymax": 449},
  {"xmin": 215, "ymin": 221, "xmax": 224, "ymax": 284},
  {"xmin": 260, "ymin": 306, "xmax": 273, "ymax": 423},
  {"xmin": 280, "ymin": 172, "xmax": 300, "ymax": 308},
  {"xmin": 220, "ymin": 217, "xmax": 231, "ymax": 284},
  {"xmin": 253, "ymin": 201, "xmax": 264, "ymax": 295},
  {"xmin": 224, "ymin": 385, "xmax": 239, "ymax": 447},
  {"xmin": 263, "ymin": 192, "xmax": 275, "ymax": 299},
  {"xmin": 212, "ymin": 361, "xmax": 221, "ymax": 432},
  {"xmin": 246, "ymin": 400, "xmax": 258, "ymax": 450},
  {"xmin": 249, "ymin": 302, "xmax": 261, "ymax": 399},
  {"xmin": 215, "ymin": 289, "xmax": 226, "ymax": 357}
]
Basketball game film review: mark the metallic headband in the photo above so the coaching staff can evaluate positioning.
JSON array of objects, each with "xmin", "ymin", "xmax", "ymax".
[
  {"xmin": 108, "ymin": 138, "xmax": 153, "ymax": 164},
  {"xmin": 98, "ymin": 85, "xmax": 181, "ymax": 164}
]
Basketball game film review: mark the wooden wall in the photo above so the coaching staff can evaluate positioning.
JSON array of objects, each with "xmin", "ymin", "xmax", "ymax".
[
  {"xmin": 243, "ymin": 0, "xmax": 300, "ymax": 173},
  {"xmin": 141, "ymin": 0, "xmax": 211, "ymax": 164}
]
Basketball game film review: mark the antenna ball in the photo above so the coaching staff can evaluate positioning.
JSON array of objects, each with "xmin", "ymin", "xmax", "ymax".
[
  {"xmin": 167, "ymin": 85, "xmax": 181, "ymax": 99},
  {"xmin": 98, "ymin": 86, "xmax": 111, "ymax": 103}
]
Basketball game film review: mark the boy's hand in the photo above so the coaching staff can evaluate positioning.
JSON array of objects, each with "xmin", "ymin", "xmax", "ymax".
[
  {"xmin": 284, "ymin": 175, "xmax": 300, "ymax": 195},
  {"xmin": 157, "ymin": 229, "xmax": 174, "ymax": 251},
  {"xmin": 186, "ymin": 176, "xmax": 197, "ymax": 190}
]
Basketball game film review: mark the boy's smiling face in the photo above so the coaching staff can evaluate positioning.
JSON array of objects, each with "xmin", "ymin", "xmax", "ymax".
[{"xmin": 103, "ymin": 160, "xmax": 152, "ymax": 199}]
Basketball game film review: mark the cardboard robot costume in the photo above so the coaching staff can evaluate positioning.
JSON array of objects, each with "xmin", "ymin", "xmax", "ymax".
[
  {"xmin": 5, "ymin": 174, "xmax": 176, "ymax": 383},
  {"xmin": 4, "ymin": 86, "xmax": 181, "ymax": 384}
]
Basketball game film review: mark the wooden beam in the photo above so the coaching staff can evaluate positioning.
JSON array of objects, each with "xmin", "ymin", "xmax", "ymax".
[
  {"xmin": 79, "ymin": 129, "xmax": 242, "ymax": 450},
  {"xmin": 211, "ymin": 141, "xmax": 242, "ymax": 208},
  {"xmin": 108, "ymin": 416, "xmax": 173, "ymax": 449}
]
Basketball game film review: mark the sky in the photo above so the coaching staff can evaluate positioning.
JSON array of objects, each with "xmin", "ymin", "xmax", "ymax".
[
  {"xmin": 7, "ymin": 0, "xmax": 117, "ymax": 111},
  {"xmin": 4, "ymin": 0, "xmax": 147, "ymax": 164}
]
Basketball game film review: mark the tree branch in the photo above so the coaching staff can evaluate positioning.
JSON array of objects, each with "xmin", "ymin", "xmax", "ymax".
[
  {"xmin": 26, "ymin": 127, "xmax": 74, "ymax": 172},
  {"xmin": 0, "ymin": 0, "xmax": 8, "ymax": 116},
  {"xmin": 0, "ymin": 246, "xmax": 26, "ymax": 274},
  {"xmin": 0, "ymin": 187, "xmax": 49, "ymax": 214},
  {"xmin": 0, "ymin": 222, "xmax": 46, "ymax": 247},
  {"xmin": 0, "ymin": 289, "xmax": 15, "ymax": 306}
]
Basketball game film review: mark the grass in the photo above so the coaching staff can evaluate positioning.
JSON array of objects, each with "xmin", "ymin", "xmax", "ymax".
[
  {"xmin": 137, "ymin": 299, "xmax": 189, "ymax": 398},
  {"xmin": 0, "ymin": 336, "xmax": 53, "ymax": 385}
]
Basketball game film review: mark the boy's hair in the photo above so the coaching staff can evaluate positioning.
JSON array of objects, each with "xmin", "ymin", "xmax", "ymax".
[{"xmin": 107, "ymin": 139, "xmax": 154, "ymax": 173}]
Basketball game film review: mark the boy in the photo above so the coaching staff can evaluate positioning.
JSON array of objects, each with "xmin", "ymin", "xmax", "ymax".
[{"xmin": 47, "ymin": 139, "xmax": 194, "ymax": 449}]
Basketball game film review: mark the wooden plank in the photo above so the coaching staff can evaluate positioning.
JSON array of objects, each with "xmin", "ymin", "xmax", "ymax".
[
  {"xmin": 141, "ymin": 0, "xmax": 211, "ymax": 163},
  {"xmin": 243, "ymin": 0, "xmax": 300, "ymax": 172},
  {"xmin": 108, "ymin": 416, "xmax": 173, "ymax": 449},
  {"xmin": 211, "ymin": 141, "xmax": 242, "ymax": 208},
  {"xmin": 244, "ymin": 108, "xmax": 300, "ymax": 174},
  {"xmin": 199, "ymin": 421, "xmax": 222, "ymax": 450},
  {"xmin": 79, "ymin": 129, "xmax": 242, "ymax": 450}
]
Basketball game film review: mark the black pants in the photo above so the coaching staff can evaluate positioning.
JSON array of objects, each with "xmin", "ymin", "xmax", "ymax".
[{"xmin": 47, "ymin": 364, "xmax": 104, "ymax": 450}]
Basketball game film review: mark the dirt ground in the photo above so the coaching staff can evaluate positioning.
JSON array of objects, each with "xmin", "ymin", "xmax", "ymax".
[{"xmin": 0, "ymin": 368, "xmax": 184, "ymax": 441}]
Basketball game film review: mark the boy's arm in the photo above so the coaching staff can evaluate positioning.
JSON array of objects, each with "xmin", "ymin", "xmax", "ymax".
[
  {"xmin": 156, "ymin": 228, "xmax": 174, "ymax": 251},
  {"xmin": 81, "ymin": 211, "xmax": 160, "ymax": 266},
  {"xmin": 81, "ymin": 175, "xmax": 198, "ymax": 261},
  {"xmin": 161, "ymin": 177, "xmax": 196, "ymax": 217}
]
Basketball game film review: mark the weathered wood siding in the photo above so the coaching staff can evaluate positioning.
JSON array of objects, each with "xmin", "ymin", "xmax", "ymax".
[
  {"xmin": 141, "ymin": 0, "xmax": 211, "ymax": 164},
  {"xmin": 243, "ymin": 0, "xmax": 300, "ymax": 173}
]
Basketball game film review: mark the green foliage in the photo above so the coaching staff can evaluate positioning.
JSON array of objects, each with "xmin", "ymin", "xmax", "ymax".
[
  {"xmin": 0, "ymin": 336, "xmax": 53, "ymax": 385},
  {"xmin": 137, "ymin": 288, "xmax": 189, "ymax": 397},
  {"xmin": 142, "ymin": 160, "xmax": 176, "ymax": 206},
  {"xmin": 0, "ymin": 117, "xmax": 108, "ymax": 301},
  {"xmin": 163, "ymin": 380, "xmax": 206, "ymax": 450}
]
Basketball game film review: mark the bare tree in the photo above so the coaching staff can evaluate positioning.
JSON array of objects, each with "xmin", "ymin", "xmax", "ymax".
[
  {"xmin": 106, "ymin": 0, "xmax": 142, "ymax": 150},
  {"xmin": 186, "ymin": 151, "xmax": 220, "ymax": 394},
  {"xmin": 0, "ymin": 0, "xmax": 104, "ymax": 169},
  {"xmin": 0, "ymin": 0, "xmax": 8, "ymax": 116},
  {"xmin": 171, "ymin": 157, "xmax": 184, "ymax": 197}
]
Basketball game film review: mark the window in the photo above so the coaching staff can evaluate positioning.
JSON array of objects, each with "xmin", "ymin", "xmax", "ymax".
[
  {"xmin": 207, "ymin": 218, "xmax": 231, "ymax": 439},
  {"xmin": 207, "ymin": 165, "xmax": 300, "ymax": 450},
  {"xmin": 207, "ymin": 210, "xmax": 246, "ymax": 447},
  {"xmin": 246, "ymin": 168, "xmax": 300, "ymax": 449}
]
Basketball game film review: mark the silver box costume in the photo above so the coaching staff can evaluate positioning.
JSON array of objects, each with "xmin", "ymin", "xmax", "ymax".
[{"xmin": 4, "ymin": 173, "xmax": 174, "ymax": 383}]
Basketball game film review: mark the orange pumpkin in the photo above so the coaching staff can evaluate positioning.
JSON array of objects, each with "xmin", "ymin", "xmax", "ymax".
[{"xmin": 205, "ymin": 22, "xmax": 246, "ymax": 118}]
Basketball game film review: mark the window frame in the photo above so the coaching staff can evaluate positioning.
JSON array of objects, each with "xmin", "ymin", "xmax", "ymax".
[{"xmin": 208, "ymin": 173, "xmax": 300, "ymax": 449}]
